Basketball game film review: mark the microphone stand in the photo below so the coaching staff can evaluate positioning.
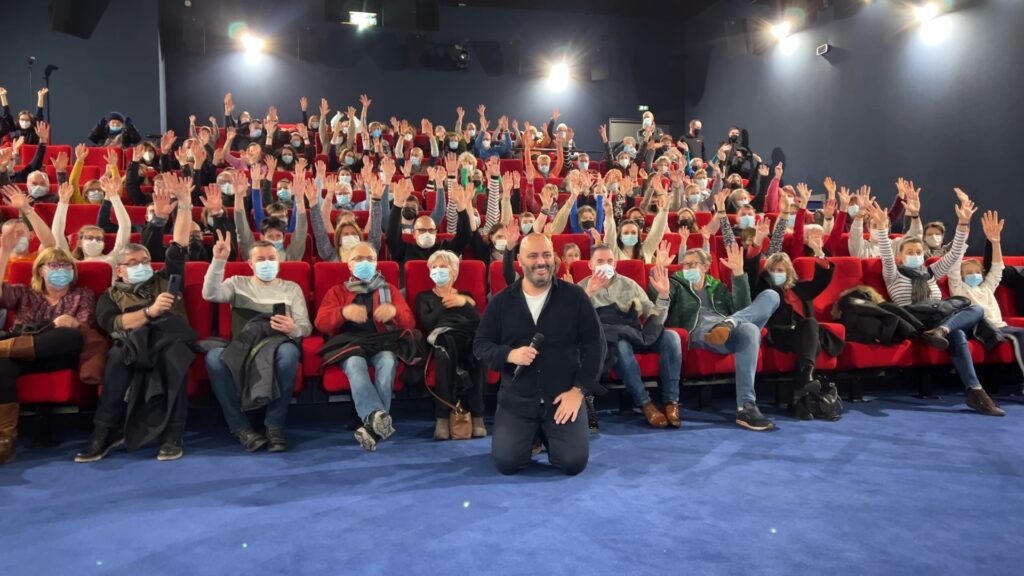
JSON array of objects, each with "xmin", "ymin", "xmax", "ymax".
[{"xmin": 43, "ymin": 65, "xmax": 58, "ymax": 126}]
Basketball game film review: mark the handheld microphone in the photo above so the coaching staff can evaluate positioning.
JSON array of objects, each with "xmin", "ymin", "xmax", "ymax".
[{"xmin": 513, "ymin": 333, "xmax": 545, "ymax": 379}]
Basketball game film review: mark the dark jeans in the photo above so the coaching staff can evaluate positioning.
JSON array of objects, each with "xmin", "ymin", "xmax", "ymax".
[
  {"xmin": 432, "ymin": 355, "xmax": 485, "ymax": 419},
  {"xmin": 0, "ymin": 328, "xmax": 83, "ymax": 404},
  {"xmin": 93, "ymin": 345, "xmax": 188, "ymax": 436},
  {"xmin": 491, "ymin": 403, "xmax": 590, "ymax": 476},
  {"xmin": 206, "ymin": 343, "xmax": 300, "ymax": 434},
  {"xmin": 769, "ymin": 317, "xmax": 821, "ymax": 374}
]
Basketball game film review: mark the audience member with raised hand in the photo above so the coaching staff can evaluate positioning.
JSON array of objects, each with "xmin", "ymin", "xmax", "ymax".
[
  {"xmin": 1, "ymin": 87, "xmax": 48, "ymax": 144},
  {"xmin": 139, "ymin": 179, "xmax": 181, "ymax": 262},
  {"xmin": 387, "ymin": 175, "xmax": 471, "ymax": 266},
  {"xmin": 603, "ymin": 190, "xmax": 668, "ymax": 263},
  {"xmin": 950, "ymin": 211, "xmax": 1024, "ymax": 386},
  {"xmin": 313, "ymin": 172, "xmax": 384, "ymax": 263},
  {"xmin": 659, "ymin": 242, "xmax": 780, "ymax": 430},
  {"xmin": 203, "ymin": 230, "xmax": 312, "ymax": 453},
  {"xmin": 88, "ymin": 111, "xmax": 141, "ymax": 147},
  {"xmin": 581, "ymin": 243, "xmax": 682, "ymax": 429},
  {"xmin": 1, "ymin": 185, "xmax": 58, "ymax": 275},
  {"xmin": 77, "ymin": 173, "xmax": 196, "ymax": 464},
  {"xmin": 0, "ymin": 121, "xmax": 50, "ymax": 185},
  {"xmin": 415, "ymin": 250, "xmax": 487, "ymax": 440},
  {"xmin": 0, "ymin": 241, "xmax": 99, "ymax": 465},
  {"xmin": 52, "ymin": 177, "xmax": 130, "ymax": 270},
  {"xmin": 235, "ymin": 170, "xmax": 308, "ymax": 262},
  {"xmin": 315, "ymin": 242, "xmax": 417, "ymax": 452},
  {"xmin": 867, "ymin": 191, "xmax": 1004, "ymax": 416}
]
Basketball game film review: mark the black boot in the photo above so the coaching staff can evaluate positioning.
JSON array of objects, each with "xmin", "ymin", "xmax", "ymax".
[
  {"xmin": 157, "ymin": 429, "xmax": 184, "ymax": 461},
  {"xmin": 74, "ymin": 426, "xmax": 124, "ymax": 463}
]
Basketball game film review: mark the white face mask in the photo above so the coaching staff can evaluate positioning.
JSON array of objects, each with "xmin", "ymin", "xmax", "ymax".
[
  {"xmin": 925, "ymin": 234, "xmax": 943, "ymax": 248},
  {"xmin": 696, "ymin": 178, "xmax": 708, "ymax": 189},
  {"xmin": 493, "ymin": 239, "xmax": 507, "ymax": 251},
  {"xmin": 416, "ymin": 233, "xmax": 436, "ymax": 249},
  {"xmin": 81, "ymin": 238, "xmax": 105, "ymax": 257},
  {"xmin": 143, "ymin": 151, "xmax": 155, "ymax": 163},
  {"xmin": 341, "ymin": 235, "xmax": 360, "ymax": 250},
  {"xmin": 19, "ymin": 120, "xmax": 31, "ymax": 130}
]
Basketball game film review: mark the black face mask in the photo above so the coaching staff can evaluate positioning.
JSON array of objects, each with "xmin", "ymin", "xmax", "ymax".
[
  {"xmin": 580, "ymin": 219, "xmax": 595, "ymax": 230},
  {"xmin": 401, "ymin": 207, "xmax": 418, "ymax": 221},
  {"xmin": 632, "ymin": 219, "xmax": 646, "ymax": 229},
  {"xmin": 679, "ymin": 219, "xmax": 694, "ymax": 229},
  {"xmin": 691, "ymin": 128, "xmax": 701, "ymax": 137},
  {"xmin": 729, "ymin": 134, "xmax": 740, "ymax": 143},
  {"xmin": 728, "ymin": 182, "xmax": 742, "ymax": 190}
]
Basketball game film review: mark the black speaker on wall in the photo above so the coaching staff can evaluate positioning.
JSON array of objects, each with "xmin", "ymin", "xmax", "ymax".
[{"xmin": 51, "ymin": 0, "xmax": 112, "ymax": 39}]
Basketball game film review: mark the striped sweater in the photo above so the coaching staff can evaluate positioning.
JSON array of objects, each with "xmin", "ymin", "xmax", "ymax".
[{"xmin": 872, "ymin": 225, "xmax": 968, "ymax": 306}]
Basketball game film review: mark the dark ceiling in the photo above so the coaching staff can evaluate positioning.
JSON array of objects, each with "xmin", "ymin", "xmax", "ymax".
[{"xmin": 437, "ymin": 0, "xmax": 720, "ymax": 22}]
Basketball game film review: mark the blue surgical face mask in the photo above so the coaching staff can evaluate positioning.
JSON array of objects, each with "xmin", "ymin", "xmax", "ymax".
[
  {"xmin": 621, "ymin": 234, "xmax": 639, "ymax": 247},
  {"xmin": 847, "ymin": 204, "xmax": 860, "ymax": 217},
  {"xmin": 344, "ymin": 156, "xmax": 355, "ymax": 166},
  {"xmin": 281, "ymin": 155, "xmax": 294, "ymax": 164},
  {"xmin": 220, "ymin": 182, "xmax": 235, "ymax": 196},
  {"xmin": 429, "ymin": 267, "xmax": 451, "ymax": 286},
  {"xmin": 108, "ymin": 124, "xmax": 123, "ymax": 134},
  {"xmin": 642, "ymin": 117, "xmax": 652, "ymax": 128},
  {"xmin": 353, "ymin": 260, "xmax": 377, "ymax": 281},
  {"xmin": 277, "ymin": 188, "xmax": 292, "ymax": 202},
  {"xmin": 538, "ymin": 164, "xmax": 550, "ymax": 175},
  {"xmin": 520, "ymin": 221, "xmax": 533, "ymax": 234},
  {"xmin": 254, "ymin": 260, "xmax": 279, "ymax": 282},
  {"xmin": 770, "ymin": 271, "xmax": 788, "ymax": 287},
  {"xmin": 337, "ymin": 193, "xmax": 352, "ymax": 207},
  {"xmin": 29, "ymin": 184, "xmax": 48, "ymax": 198},
  {"xmin": 449, "ymin": 140, "xmax": 459, "ymax": 150},
  {"xmin": 579, "ymin": 161, "xmax": 589, "ymax": 171},
  {"xmin": 595, "ymin": 264, "xmax": 616, "ymax": 279},
  {"xmin": 340, "ymin": 174, "xmax": 352, "ymax": 184},
  {"xmin": 371, "ymin": 129, "xmax": 382, "ymax": 139},
  {"xmin": 126, "ymin": 264, "xmax": 154, "ymax": 284},
  {"xmin": 270, "ymin": 239, "xmax": 285, "ymax": 252},
  {"xmin": 410, "ymin": 156, "xmax": 422, "ymax": 167},
  {"xmin": 786, "ymin": 214, "xmax": 796, "ymax": 228},
  {"xmin": 964, "ymin": 273, "xmax": 984, "ymax": 288},
  {"xmin": 624, "ymin": 145, "xmax": 636, "ymax": 156},
  {"xmin": 688, "ymin": 194, "xmax": 703, "ymax": 206},
  {"xmin": 291, "ymin": 139, "xmax": 303, "ymax": 149},
  {"xmin": 682, "ymin": 268, "xmax": 702, "ymax": 284},
  {"xmin": 903, "ymin": 254, "xmax": 925, "ymax": 268},
  {"xmin": 47, "ymin": 268, "xmax": 74, "ymax": 289},
  {"xmin": 609, "ymin": 183, "xmax": 619, "ymax": 193},
  {"xmin": 251, "ymin": 128, "xmax": 263, "ymax": 138},
  {"xmin": 14, "ymin": 236, "xmax": 29, "ymax": 254},
  {"xmin": 467, "ymin": 129, "xmax": 477, "ymax": 138},
  {"xmin": 738, "ymin": 215, "xmax": 755, "ymax": 229}
]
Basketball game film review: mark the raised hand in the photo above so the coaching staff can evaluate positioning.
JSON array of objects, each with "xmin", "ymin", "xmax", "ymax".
[
  {"xmin": 99, "ymin": 172, "xmax": 121, "ymax": 200},
  {"xmin": 57, "ymin": 181, "xmax": 74, "ymax": 204},
  {"xmin": 506, "ymin": 217, "xmax": 521, "ymax": 247},
  {"xmin": 954, "ymin": 186, "xmax": 970, "ymax": 206},
  {"xmin": 151, "ymin": 184, "xmax": 175, "ymax": 218},
  {"xmin": 838, "ymin": 187, "xmax": 851, "ymax": 211},
  {"xmin": 754, "ymin": 215, "xmax": 770, "ymax": 241},
  {"xmin": 212, "ymin": 229, "xmax": 232, "ymax": 260},
  {"xmin": 224, "ymin": 92, "xmax": 234, "ymax": 115},
  {"xmin": 264, "ymin": 155, "xmax": 278, "ymax": 176},
  {"xmin": 512, "ymin": 171, "xmax": 521, "ymax": 189},
  {"xmin": 824, "ymin": 176, "xmax": 837, "ymax": 196},
  {"xmin": 954, "ymin": 193, "xmax": 977, "ymax": 225},
  {"xmin": 774, "ymin": 162, "xmax": 784, "ymax": 180},
  {"xmin": 35, "ymin": 121, "xmax": 50, "ymax": 143},
  {"xmin": 758, "ymin": 163, "xmax": 769, "ymax": 177},
  {"xmin": 654, "ymin": 240, "xmax": 674, "ymax": 269},
  {"xmin": 359, "ymin": 94, "xmax": 372, "ymax": 110},
  {"xmin": 444, "ymin": 152, "xmax": 458, "ymax": 173},
  {"xmin": 904, "ymin": 186, "xmax": 921, "ymax": 217},
  {"xmin": 477, "ymin": 104, "xmax": 486, "ymax": 117},
  {"xmin": 75, "ymin": 143, "xmax": 89, "ymax": 162},
  {"xmin": 981, "ymin": 210, "xmax": 1004, "ymax": 242},
  {"xmin": 456, "ymin": 106, "xmax": 465, "ymax": 119},
  {"xmin": 501, "ymin": 172, "xmax": 514, "ymax": 199},
  {"xmin": 719, "ymin": 242, "xmax": 744, "ymax": 275},
  {"xmin": 192, "ymin": 141, "xmax": 208, "ymax": 167},
  {"xmin": 160, "ymin": 130, "xmax": 176, "ymax": 154},
  {"xmin": 795, "ymin": 182, "xmax": 811, "ymax": 208},
  {"xmin": 823, "ymin": 198, "xmax": 837, "ymax": 219},
  {"xmin": 599, "ymin": 124, "xmax": 608, "ymax": 143},
  {"xmin": 294, "ymin": 156, "xmax": 309, "ymax": 176},
  {"xmin": 52, "ymin": 150, "xmax": 69, "ymax": 172},
  {"xmin": 300, "ymin": 96, "xmax": 308, "ymax": 112},
  {"xmin": 650, "ymin": 262, "xmax": 670, "ymax": 299},
  {"xmin": 201, "ymin": 183, "xmax": 224, "ymax": 213},
  {"xmin": 392, "ymin": 176, "xmax": 412, "ymax": 206}
]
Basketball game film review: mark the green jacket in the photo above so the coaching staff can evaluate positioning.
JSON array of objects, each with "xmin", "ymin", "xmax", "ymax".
[{"xmin": 651, "ymin": 270, "xmax": 752, "ymax": 335}]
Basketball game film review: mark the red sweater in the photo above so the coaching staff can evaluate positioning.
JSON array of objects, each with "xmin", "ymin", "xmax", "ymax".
[{"xmin": 314, "ymin": 281, "xmax": 415, "ymax": 336}]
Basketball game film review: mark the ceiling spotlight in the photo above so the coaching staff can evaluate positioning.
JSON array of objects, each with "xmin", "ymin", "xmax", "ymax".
[
  {"xmin": 771, "ymin": 20, "xmax": 792, "ymax": 40},
  {"xmin": 240, "ymin": 32, "xmax": 265, "ymax": 53},
  {"xmin": 914, "ymin": 3, "xmax": 940, "ymax": 23},
  {"xmin": 349, "ymin": 11, "xmax": 378, "ymax": 30},
  {"xmin": 451, "ymin": 43, "xmax": 470, "ymax": 70},
  {"xmin": 549, "ymin": 61, "xmax": 569, "ymax": 91}
]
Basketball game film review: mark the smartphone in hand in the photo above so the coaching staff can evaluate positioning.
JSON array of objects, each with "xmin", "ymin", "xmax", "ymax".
[
  {"xmin": 167, "ymin": 274, "xmax": 182, "ymax": 297},
  {"xmin": 273, "ymin": 303, "xmax": 287, "ymax": 317}
]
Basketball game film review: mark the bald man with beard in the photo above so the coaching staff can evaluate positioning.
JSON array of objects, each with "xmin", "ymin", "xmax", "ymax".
[{"xmin": 473, "ymin": 233, "xmax": 605, "ymax": 476}]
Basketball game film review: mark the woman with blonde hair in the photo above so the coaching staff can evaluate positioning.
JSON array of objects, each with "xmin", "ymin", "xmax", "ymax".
[
  {"xmin": 753, "ymin": 251, "xmax": 843, "ymax": 399},
  {"xmin": 0, "ymin": 245, "xmax": 97, "ymax": 463},
  {"xmin": 51, "ymin": 176, "xmax": 131, "ymax": 269},
  {"xmin": 414, "ymin": 250, "xmax": 486, "ymax": 440}
]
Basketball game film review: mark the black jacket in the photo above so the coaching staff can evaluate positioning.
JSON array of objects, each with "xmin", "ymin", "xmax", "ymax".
[
  {"xmin": 473, "ymin": 278, "xmax": 605, "ymax": 418},
  {"xmin": 753, "ymin": 262, "xmax": 844, "ymax": 357},
  {"xmin": 386, "ymin": 206, "xmax": 471, "ymax": 265},
  {"xmin": 836, "ymin": 290, "xmax": 922, "ymax": 346},
  {"xmin": 216, "ymin": 313, "xmax": 292, "ymax": 412}
]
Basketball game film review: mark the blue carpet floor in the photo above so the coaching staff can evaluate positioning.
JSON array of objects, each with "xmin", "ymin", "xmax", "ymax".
[{"xmin": 3, "ymin": 392, "xmax": 1024, "ymax": 576}]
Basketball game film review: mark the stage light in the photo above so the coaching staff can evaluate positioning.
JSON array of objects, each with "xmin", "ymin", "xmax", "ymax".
[
  {"xmin": 921, "ymin": 15, "xmax": 952, "ymax": 45},
  {"xmin": 771, "ymin": 20, "xmax": 792, "ymax": 40},
  {"xmin": 549, "ymin": 61, "xmax": 569, "ymax": 91},
  {"xmin": 240, "ymin": 32, "xmax": 265, "ymax": 53},
  {"xmin": 914, "ymin": 3, "xmax": 940, "ymax": 23},
  {"xmin": 349, "ymin": 11, "xmax": 378, "ymax": 30}
]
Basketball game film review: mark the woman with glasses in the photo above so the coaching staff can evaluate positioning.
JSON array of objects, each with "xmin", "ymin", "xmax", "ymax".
[{"xmin": 0, "ymin": 245, "xmax": 96, "ymax": 464}]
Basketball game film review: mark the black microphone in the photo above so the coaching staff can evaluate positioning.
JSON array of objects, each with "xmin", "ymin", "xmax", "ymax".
[{"xmin": 513, "ymin": 333, "xmax": 545, "ymax": 379}]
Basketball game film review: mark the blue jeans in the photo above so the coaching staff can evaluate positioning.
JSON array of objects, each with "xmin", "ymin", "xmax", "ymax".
[
  {"xmin": 206, "ymin": 343, "xmax": 300, "ymax": 434},
  {"xmin": 940, "ymin": 305, "xmax": 983, "ymax": 389},
  {"xmin": 342, "ymin": 352, "xmax": 398, "ymax": 423},
  {"xmin": 615, "ymin": 329, "xmax": 682, "ymax": 407},
  {"xmin": 692, "ymin": 289, "xmax": 780, "ymax": 407}
]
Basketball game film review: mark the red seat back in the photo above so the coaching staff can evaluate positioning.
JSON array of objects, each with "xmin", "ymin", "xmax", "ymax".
[
  {"xmin": 809, "ymin": 257, "xmax": 863, "ymax": 322},
  {"xmin": 404, "ymin": 259, "xmax": 487, "ymax": 314},
  {"xmin": 312, "ymin": 261, "xmax": 400, "ymax": 326},
  {"xmin": 215, "ymin": 262, "xmax": 311, "ymax": 338}
]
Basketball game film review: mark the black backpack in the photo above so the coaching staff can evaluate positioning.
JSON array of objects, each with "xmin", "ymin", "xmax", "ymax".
[{"xmin": 793, "ymin": 378, "xmax": 843, "ymax": 421}]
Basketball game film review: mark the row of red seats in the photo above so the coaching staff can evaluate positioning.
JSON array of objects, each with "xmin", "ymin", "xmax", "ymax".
[{"xmin": 10, "ymin": 255, "xmax": 1023, "ymax": 412}]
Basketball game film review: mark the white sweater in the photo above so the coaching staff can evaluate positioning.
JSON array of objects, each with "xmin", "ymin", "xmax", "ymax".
[{"xmin": 949, "ymin": 260, "xmax": 1005, "ymax": 328}]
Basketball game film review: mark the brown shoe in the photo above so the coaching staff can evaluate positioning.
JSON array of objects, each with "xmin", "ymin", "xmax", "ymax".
[
  {"xmin": 966, "ymin": 387, "xmax": 1005, "ymax": 417},
  {"xmin": 704, "ymin": 322, "xmax": 734, "ymax": 346},
  {"xmin": 664, "ymin": 402, "xmax": 682, "ymax": 428},
  {"xmin": 0, "ymin": 403, "xmax": 18, "ymax": 464},
  {"xmin": 642, "ymin": 402, "xmax": 668, "ymax": 428},
  {"xmin": 0, "ymin": 336, "xmax": 34, "ymax": 360}
]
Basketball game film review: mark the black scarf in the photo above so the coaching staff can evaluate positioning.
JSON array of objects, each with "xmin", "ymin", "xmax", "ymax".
[{"xmin": 897, "ymin": 265, "xmax": 933, "ymax": 304}]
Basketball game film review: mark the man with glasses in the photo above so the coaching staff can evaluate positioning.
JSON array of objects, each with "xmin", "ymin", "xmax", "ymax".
[
  {"xmin": 386, "ymin": 178, "xmax": 473, "ymax": 266},
  {"xmin": 657, "ymin": 244, "xmax": 780, "ymax": 431},
  {"xmin": 474, "ymin": 233, "xmax": 605, "ymax": 476},
  {"xmin": 76, "ymin": 175, "xmax": 197, "ymax": 463}
]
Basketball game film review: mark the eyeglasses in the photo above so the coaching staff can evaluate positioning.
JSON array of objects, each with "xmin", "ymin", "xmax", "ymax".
[
  {"xmin": 45, "ymin": 262, "xmax": 74, "ymax": 271},
  {"xmin": 415, "ymin": 228, "xmax": 437, "ymax": 234},
  {"xmin": 350, "ymin": 256, "xmax": 376, "ymax": 263},
  {"xmin": 120, "ymin": 258, "xmax": 152, "ymax": 267}
]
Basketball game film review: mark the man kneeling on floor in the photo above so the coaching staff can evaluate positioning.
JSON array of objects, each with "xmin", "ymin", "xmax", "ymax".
[
  {"xmin": 76, "ymin": 176, "xmax": 197, "ymax": 462},
  {"xmin": 474, "ymin": 233, "xmax": 605, "ymax": 476},
  {"xmin": 659, "ymin": 243, "xmax": 780, "ymax": 431},
  {"xmin": 315, "ymin": 242, "xmax": 421, "ymax": 452},
  {"xmin": 203, "ymin": 233, "xmax": 312, "ymax": 452},
  {"xmin": 580, "ymin": 243, "xmax": 682, "ymax": 428}
]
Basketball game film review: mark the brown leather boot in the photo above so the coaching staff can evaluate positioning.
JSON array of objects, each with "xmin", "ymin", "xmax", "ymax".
[
  {"xmin": 0, "ymin": 403, "xmax": 18, "ymax": 464},
  {"xmin": 664, "ymin": 402, "xmax": 682, "ymax": 428},
  {"xmin": 0, "ymin": 337, "xmax": 35, "ymax": 360},
  {"xmin": 642, "ymin": 402, "xmax": 668, "ymax": 428}
]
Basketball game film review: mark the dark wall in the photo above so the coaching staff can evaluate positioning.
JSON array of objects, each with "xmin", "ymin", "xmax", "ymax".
[
  {"xmin": 684, "ymin": 0, "xmax": 1024, "ymax": 253},
  {"xmin": 0, "ymin": 0, "xmax": 162, "ymax": 145},
  {"xmin": 161, "ymin": 3, "xmax": 686, "ymax": 153}
]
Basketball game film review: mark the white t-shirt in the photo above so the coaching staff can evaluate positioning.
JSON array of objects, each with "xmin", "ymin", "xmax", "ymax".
[{"xmin": 524, "ymin": 287, "xmax": 551, "ymax": 324}]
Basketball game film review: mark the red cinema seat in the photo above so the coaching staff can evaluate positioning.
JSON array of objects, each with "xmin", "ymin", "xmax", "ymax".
[
  {"xmin": 10, "ymin": 261, "xmax": 114, "ymax": 406},
  {"xmin": 64, "ymin": 204, "xmax": 102, "ymax": 235},
  {"xmin": 552, "ymin": 234, "xmax": 590, "ymax": 261}
]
